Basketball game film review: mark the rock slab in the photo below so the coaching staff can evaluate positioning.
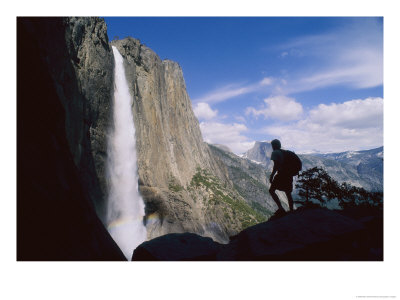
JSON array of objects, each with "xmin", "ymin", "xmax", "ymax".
[
  {"xmin": 131, "ymin": 208, "xmax": 383, "ymax": 261},
  {"xmin": 132, "ymin": 233, "xmax": 223, "ymax": 261}
]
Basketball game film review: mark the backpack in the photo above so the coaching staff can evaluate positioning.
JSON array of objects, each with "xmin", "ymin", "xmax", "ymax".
[{"xmin": 281, "ymin": 149, "xmax": 302, "ymax": 176}]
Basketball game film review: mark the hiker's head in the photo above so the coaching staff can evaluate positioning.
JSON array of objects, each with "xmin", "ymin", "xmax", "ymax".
[{"xmin": 271, "ymin": 139, "xmax": 281, "ymax": 150}]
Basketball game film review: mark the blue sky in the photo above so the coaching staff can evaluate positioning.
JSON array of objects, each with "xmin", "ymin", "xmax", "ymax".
[{"xmin": 104, "ymin": 17, "xmax": 383, "ymax": 154}]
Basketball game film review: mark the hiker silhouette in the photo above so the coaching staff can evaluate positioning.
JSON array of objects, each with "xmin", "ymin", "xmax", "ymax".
[{"xmin": 269, "ymin": 139, "xmax": 295, "ymax": 214}]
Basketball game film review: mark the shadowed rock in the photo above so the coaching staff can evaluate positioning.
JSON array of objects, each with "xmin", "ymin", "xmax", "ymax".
[
  {"xmin": 218, "ymin": 208, "xmax": 369, "ymax": 260},
  {"xmin": 17, "ymin": 17, "xmax": 125, "ymax": 261},
  {"xmin": 131, "ymin": 233, "xmax": 223, "ymax": 261},
  {"xmin": 131, "ymin": 207, "xmax": 382, "ymax": 261}
]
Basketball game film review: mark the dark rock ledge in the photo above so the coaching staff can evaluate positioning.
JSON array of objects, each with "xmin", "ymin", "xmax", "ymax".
[{"xmin": 132, "ymin": 207, "xmax": 383, "ymax": 261}]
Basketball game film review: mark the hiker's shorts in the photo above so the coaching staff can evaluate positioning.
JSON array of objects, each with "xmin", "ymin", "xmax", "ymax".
[{"xmin": 271, "ymin": 172, "xmax": 293, "ymax": 192}]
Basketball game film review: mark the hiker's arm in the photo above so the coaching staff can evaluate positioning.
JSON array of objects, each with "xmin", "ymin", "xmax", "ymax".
[{"xmin": 269, "ymin": 161, "xmax": 278, "ymax": 183}]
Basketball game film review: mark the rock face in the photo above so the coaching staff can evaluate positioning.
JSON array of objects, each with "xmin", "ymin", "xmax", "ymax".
[
  {"xmin": 21, "ymin": 17, "xmax": 114, "ymax": 221},
  {"xmin": 209, "ymin": 144, "xmax": 279, "ymax": 215},
  {"xmin": 131, "ymin": 207, "xmax": 383, "ymax": 261},
  {"xmin": 111, "ymin": 38, "xmax": 266, "ymax": 243},
  {"xmin": 64, "ymin": 18, "xmax": 115, "ymax": 220},
  {"xmin": 112, "ymin": 38, "xmax": 227, "ymax": 189},
  {"xmin": 17, "ymin": 17, "xmax": 125, "ymax": 260}
]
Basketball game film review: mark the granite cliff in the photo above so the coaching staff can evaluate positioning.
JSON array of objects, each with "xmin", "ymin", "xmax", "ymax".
[{"xmin": 111, "ymin": 38, "xmax": 264, "ymax": 242}]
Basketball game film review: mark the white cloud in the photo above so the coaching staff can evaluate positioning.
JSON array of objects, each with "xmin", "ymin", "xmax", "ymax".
[
  {"xmin": 234, "ymin": 115, "xmax": 246, "ymax": 123},
  {"xmin": 193, "ymin": 102, "xmax": 218, "ymax": 120},
  {"xmin": 275, "ymin": 19, "xmax": 383, "ymax": 94},
  {"xmin": 280, "ymin": 51, "xmax": 288, "ymax": 58},
  {"xmin": 246, "ymin": 95, "xmax": 303, "ymax": 121},
  {"xmin": 294, "ymin": 48, "xmax": 383, "ymax": 92},
  {"xmin": 194, "ymin": 85, "xmax": 252, "ymax": 104},
  {"xmin": 199, "ymin": 121, "xmax": 255, "ymax": 154},
  {"xmin": 193, "ymin": 77, "xmax": 274, "ymax": 104},
  {"xmin": 262, "ymin": 97, "xmax": 383, "ymax": 153},
  {"xmin": 193, "ymin": 20, "xmax": 382, "ymax": 114},
  {"xmin": 309, "ymin": 97, "xmax": 383, "ymax": 128},
  {"xmin": 260, "ymin": 77, "xmax": 273, "ymax": 86}
]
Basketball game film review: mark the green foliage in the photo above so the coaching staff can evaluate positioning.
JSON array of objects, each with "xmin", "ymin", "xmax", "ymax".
[
  {"xmin": 230, "ymin": 166, "xmax": 269, "ymax": 194},
  {"xmin": 168, "ymin": 182, "xmax": 184, "ymax": 192},
  {"xmin": 296, "ymin": 167, "xmax": 383, "ymax": 209},
  {"xmin": 295, "ymin": 167, "xmax": 338, "ymax": 204},
  {"xmin": 250, "ymin": 201, "xmax": 273, "ymax": 217},
  {"xmin": 168, "ymin": 176, "xmax": 184, "ymax": 192},
  {"xmin": 190, "ymin": 168, "xmax": 216, "ymax": 190},
  {"xmin": 337, "ymin": 182, "xmax": 383, "ymax": 209},
  {"xmin": 190, "ymin": 168, "xmax": 266, "ymax": 228}
]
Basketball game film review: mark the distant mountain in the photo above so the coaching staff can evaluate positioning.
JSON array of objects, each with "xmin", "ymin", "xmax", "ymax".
[
  {"xmin": 243, "ymin": 142, "xmax": 383, "ymax": 192},
  {"xmin": 300, "ymin": 147, "xmax": 383, "ymax": 191},
  {"xmin": 243, "ymin": 141, "xmax": 274, "ymax": 168},
  {"xmin": 313, "ymin": 147, "xmax": 383, "ymax": 174}
]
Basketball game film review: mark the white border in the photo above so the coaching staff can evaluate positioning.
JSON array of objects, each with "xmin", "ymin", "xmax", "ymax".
[{"xmin": 2, "ymin": 1, "xmax": 399, "ymax": 299}]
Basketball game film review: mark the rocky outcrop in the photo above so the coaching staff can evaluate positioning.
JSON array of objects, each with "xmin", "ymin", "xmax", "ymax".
[
  {"xmin": 218, "ymin": 208, "xmax": 369, "ymax": 260},
  {"xmin": 17, "ymin": 17, "xmax": 125, "ymax": 260},
  {"xmin": 131, "ymin": 233, "xmax": 223, "ymax": 261},
  {"xmin": 131, "ymin": 207, "xmax": 383, "ymax": 261}
]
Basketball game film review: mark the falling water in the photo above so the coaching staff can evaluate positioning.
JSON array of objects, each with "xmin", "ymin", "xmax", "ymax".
[{"xmin": 106, "ymin": 46, "xmax": 147, "ymax": 259}]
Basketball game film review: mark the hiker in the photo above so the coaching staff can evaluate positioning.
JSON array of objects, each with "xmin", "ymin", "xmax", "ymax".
[{"xmin": 269, "ymin": 139, "xmax": 297, "ymax": 213}]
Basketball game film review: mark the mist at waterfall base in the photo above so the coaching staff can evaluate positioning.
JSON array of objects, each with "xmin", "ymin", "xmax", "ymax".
[{"xmin": 106, "ymin": 46, "xmax": 147, "ymax": 259}]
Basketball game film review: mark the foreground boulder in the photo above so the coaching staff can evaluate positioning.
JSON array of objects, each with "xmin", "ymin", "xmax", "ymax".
[
  {"xmin": 132, "ymin": 233, "xmax": 223, "ymax": 261},
  {"xmin": 131, "ymin": 207, "xmax": 383, "ymax": 261},
  {"xmin": 218, "ymin": 208, "xmax": 380, "ymax": 260}
]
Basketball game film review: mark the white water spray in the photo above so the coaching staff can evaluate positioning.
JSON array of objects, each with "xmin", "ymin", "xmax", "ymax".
[{"xmin": 106, "ymin": 46, "xmax": 147, "ymax": 259}]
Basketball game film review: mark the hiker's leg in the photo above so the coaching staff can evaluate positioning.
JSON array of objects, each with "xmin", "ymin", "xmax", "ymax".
[
  {"xmin": 269, "ymin": 186, "xmax": 284, "ymax": 211},
  {"xmin": 285, "ymin": 191, "xmax": 294, "ymax": 211}
]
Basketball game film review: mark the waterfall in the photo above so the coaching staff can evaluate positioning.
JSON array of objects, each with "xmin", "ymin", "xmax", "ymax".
[{"xmin": 106, "ymin": 46, "xmax": 147, "ymax": 259}]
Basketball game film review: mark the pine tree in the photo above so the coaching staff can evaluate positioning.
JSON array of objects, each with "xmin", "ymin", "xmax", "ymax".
[
  {"xmin": 296, "ymin": 167, "xmax": 383, "ymax": 209},
  {"xmin": 295, "ymin": 167, "xmax": 334, "ymax": 204}
]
